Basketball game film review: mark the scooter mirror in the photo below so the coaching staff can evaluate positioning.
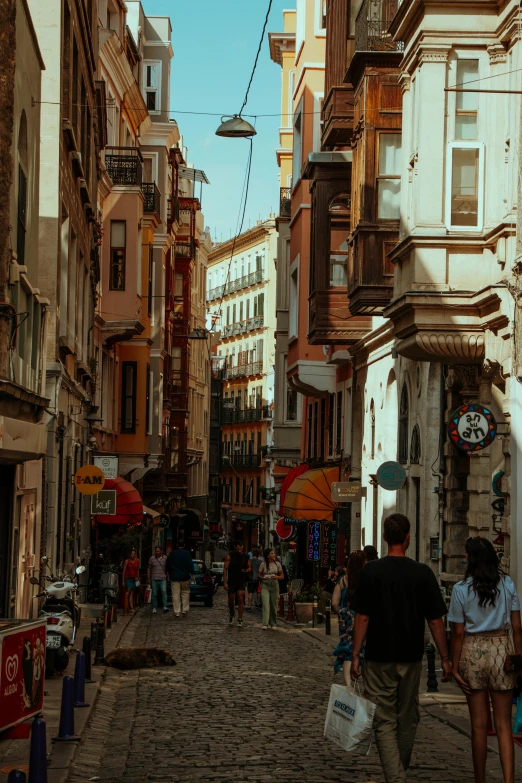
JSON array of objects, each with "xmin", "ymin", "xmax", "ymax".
[
  {"xmin": 29, "ymin": 577, "xmax": 40, "ymax": 585},
  {"xmin": 76, "ymin": 565, "xmax": 86, "ymax": 574},
  {"xmin": 41, "ymin": 556, "xmax": 48, "ymax": 564}
]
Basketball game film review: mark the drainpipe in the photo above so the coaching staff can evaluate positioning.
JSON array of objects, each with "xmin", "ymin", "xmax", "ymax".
[{"xmin": 432, "ymin": 365, "xmax": 446, "ymax": 581}]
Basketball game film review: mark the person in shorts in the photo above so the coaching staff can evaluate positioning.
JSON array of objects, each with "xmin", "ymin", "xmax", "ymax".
[
  {"xmin": 223, "ymin": 541, "xmax": 251, "ymax": 627},
  {"xmin": 449, "ymin": 536, "xmax": 522, "ymax": 783}
]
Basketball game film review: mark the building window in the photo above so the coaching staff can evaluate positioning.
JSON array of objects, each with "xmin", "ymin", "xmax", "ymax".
[
  {"xmin": 147, "ymin": 245, "xmax": 153, "ymax": 317},
  {"xmin": 329, "ymin": 194, "xmax": 350, "ymax": 287},
  {"xmin": 447, "ymin": 142, "xmax": 484, "ymax": 230},
  {"xmin": 289, "ymin": 259, "xmax": 299, "ymax": 340},
  {"xmin": 17, "ymin": 165, "xmax": 27, "ymax": 266},
  {"xmin": 235, "ymin": 476, "xmax": 240, "ymax": 504},
  {"xmin": 286, "ymin": 385, "xmax": 298, "ymax": 422},
  {"xmin": 110, "ymin": 221, "xmax": 126, "ymax": 290},
  {"xmin": 398, "ymin": 383, "xmax": 409, "ymax": 463},
  {"xmin": 377, "ymin": 133, "xmax": 402, "ymax": 219},
  {"xmin": 328, "ymin": 393, "xmax": 334, "ymax": 456},
  {"xmin": 144, "ymin": 62, "xmax": 160, "ymax": 113},
  {"xmin": 172, "ymin": 347, "xmax": 182, "ymax": 391},
  {"xmin": 256, "ymin": 476, "xmax": 261, "ymax": 505},
  {"xmin": 455, "ymin": 60, "xmax": 478, "ymax": 141},
  {"xmin": 121, "ymin": 361, "xmax": 137, "ymax": 433},
  {"xmin": 145, "ymin": 363, "xmax": 151, "ymax": 435},
  {"xmin": 292, "ymin": 102, "xmax": 303, "ymax": 186},
  {"xmin": 410, "ymin": 423, "xmax": 421, "ymax": 464},
  {"xmin": 336, "ymin": 390, "xmax": 343, "ymax": 454}
]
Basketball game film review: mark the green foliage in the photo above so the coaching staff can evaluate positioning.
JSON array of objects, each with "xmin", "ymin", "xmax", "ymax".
[{"xmin": 295, "ymin": 582, "xmax": 323, "ymax": 603}]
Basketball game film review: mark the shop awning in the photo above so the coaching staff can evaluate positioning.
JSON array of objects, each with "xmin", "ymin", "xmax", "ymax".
[
  {"xmin": 93, "ymin": 477, "xmax": 143, "ymax": 526},
  {"xmin": 282, "ymin": 466, "xmax": 339, "ymax": 522},
  {"xmin": 238, "ymin": 514, "xmax": 261, "ymax": 522},
  {"xmin": 279, "ymin": 463, "xmax": 310, "ymax": 515}
]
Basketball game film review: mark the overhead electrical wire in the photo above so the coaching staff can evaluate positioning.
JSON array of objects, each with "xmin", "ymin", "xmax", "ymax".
[{"xmin": 238, "ymin": 0, "xmax": 274, "ymax": 116}]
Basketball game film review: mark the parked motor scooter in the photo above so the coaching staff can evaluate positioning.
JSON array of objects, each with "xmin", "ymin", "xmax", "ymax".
[
  {"xmin": 99, "ymin": 563, "xmax": 119, "ymax": 610},
  {"xmin": 31, "ymin": 558, "xmax": 86, "ymax": 677}
]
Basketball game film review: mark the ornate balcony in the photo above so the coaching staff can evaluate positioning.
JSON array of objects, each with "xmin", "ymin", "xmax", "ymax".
[
  {"xmin": 322, "ymin": 86, "xmax": 355, "ymax": 148},
  {"xmin": 279, "ymin": 187, "xmax": 291, "ymax": 219},
  {"xmin": 175, "ymin": 239, "xmax": 196, "ymax": 259},
  {"xmin": 222, "ymin": 316, "xmax": 264, "ymax": 338},
  {"xmin": 167, "ymin": 196, "xmax": 180, "ymax": 225},
  {"xmin": 348, "ymin": 226, "xmax": 396, "ymax": 314},
  {"xmin": 105, "ymin": 146, "xmax": 143, "ymax": 186},
  {"xmin": 355, "ymin": 0, "xmax": 403, "ymax": 52},
  {"xmin": 225, "ymin": 362, "xmax": 263, "ymax": 380},
  {"xmin": 142, "ymin": 182, "xmax": 160, "ymax": 215},
  {"xmin": 207, "ymin": 270, "xmax": 263, "ymax": 301}
]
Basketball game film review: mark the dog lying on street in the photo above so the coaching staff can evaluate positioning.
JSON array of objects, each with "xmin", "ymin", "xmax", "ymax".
[{"xmin": 104, "ymin": 647, "xmax": 176, "ymax": 670}]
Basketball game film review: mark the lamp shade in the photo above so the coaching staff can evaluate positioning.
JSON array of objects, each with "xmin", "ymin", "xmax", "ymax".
[{"xmin": 215, "ymin": 115, "xmax": 257, "ymax": 138}]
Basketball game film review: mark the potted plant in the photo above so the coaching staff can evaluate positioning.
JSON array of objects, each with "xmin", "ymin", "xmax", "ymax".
[{"xmin": 294, "ymin": 582, "xmax": 322, "ymax": 624}]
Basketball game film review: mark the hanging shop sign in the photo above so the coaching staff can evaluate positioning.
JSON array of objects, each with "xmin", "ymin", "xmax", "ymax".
[
  {"xmin": 93, "ymin": 456, "xmax": 119, "ymax": 479},
  {"xmin": 91, "ymin": 490, "xmax": 117, "ymax": 516},
  {"xmin": 307, "ymin": 521, "xmax": 321, "ymax": 562},
  {"xmin": 331, "ymin": 482, "xmax": 366, "ymax": 503},
  {"xmin": 275, "ymin": 517, "xmax": 294, "ymax": 541},
  {"xmin": 376, "ymin": 462, "xmax": 407, "ymax": 491},
  {"xmin": 74, "ymin": 465, "xmax": 105, "ymax": 495},
  {"xmin": 321, "ymin": 523, "xmax": 337, "ymax": 568},
  {"xmin": 448, "ymin": 403, "xmax": 497, "ymax": 453}
]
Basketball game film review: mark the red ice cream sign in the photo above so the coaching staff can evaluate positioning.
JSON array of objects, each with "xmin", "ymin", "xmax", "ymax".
[{"xmin": 0, "ymin": 622, "xmax": 46, "ymax": 731}]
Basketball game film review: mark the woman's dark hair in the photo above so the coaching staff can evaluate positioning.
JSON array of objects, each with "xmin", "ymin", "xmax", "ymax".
[
  {"xmin": 346, "ymin": 550, "xmax": 365, "ymax": 601},
  {"xmin": 129, "ymin": 548, "xmax": 137, "ymax": 556},
  {"xmin": 464, "ymin": 536, "xmax": 503, "ymax": 608},
  {"xmin": 363, "ymin": 545, "xmax": 378, "ymax": 562},
  {"xmin": 263, "ymin": 548, "xmax": 273, "ymax": 567}
]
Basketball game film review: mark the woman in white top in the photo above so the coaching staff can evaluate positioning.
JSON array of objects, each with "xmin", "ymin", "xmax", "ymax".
[
  {"xmin": 449, "ymin": 536, "xmax": 522, "ymax": 783},
  {"xmin": 258, "ymin": 549, "xmax": 284, "ymax": 630}
]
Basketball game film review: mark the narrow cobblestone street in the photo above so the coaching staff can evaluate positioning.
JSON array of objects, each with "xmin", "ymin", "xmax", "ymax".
[{"xmin": 66, "ymin": 592, "xmax": 506, "ymax": 783}]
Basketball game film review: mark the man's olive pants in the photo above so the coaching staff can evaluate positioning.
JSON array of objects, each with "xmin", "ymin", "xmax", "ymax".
[{"xmin": 363, "ymin": 660, "xmax": 422, "ymax": 783}]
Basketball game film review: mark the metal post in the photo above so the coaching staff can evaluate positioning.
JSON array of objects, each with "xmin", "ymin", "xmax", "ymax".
[
  {"xmin": 97, "ymin": 617, "xmax": 105, "ymax": 641},
  {"xmin": 90, "ymin": 621, "xmax": 98, "ymax": 645},
  {"xmin": 312, "ymin": 596, "xmax": 318, "ymax": 629},
  {"xmin": 8, "ymin": 772, "xmax": 26, "ymax": 783},
  {"xmin": 93, "ymin": 623, "xmax": 105, "ymax": 666},
  {"xmin": 325, "ymin": 600, "xmax": 331, "ymax": 636},
  {"xmin": 73, "ymin": 652, "xmax": 89, "ymax": 708},
  {"xmin": 82, "ymin": 636, "xmax": 93, "ymax": 683},
  {"xmin": 426, "ymin": 643, "xmax": 438, "ymax": 693}
]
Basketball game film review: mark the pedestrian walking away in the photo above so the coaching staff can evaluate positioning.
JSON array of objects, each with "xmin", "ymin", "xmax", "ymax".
[
  {"xmin": 246, "ymin": 547, "xmax": 263, "ymax": 610},
  {"xmin": 331, "ymin": 550, "xmax": 366, "ymax": 685},
  {"xmin": 319, "ymin": 567, "xmax": 338, "ymax": 618},
  {"xmin": 166, "ymin": 539, "xmax": 193, "ymax": 618},
  {"xmin": 147, "ymin": 546, "xmax": 168, "ymax": 614},
  {"xmin": 258, "ymin": 548, "xmax": 284, "ymax": 630},
  {"xmin": 122, "ymin": 548, "xmax": 140, "ymax": 615},
  {"xmin": 363, "ymin": 545, "xmax": 379, "ymax": 563},
  {"xmin": 223, "ymin": 541, "xmax": 251, "ymax": 626},
  {"xmin": 449, "ymin": 536, "xmax": 522, "ymax": 783},
  {"xmin": 350, "ymin": 513, "xmax": 452, "ymax": 783}
]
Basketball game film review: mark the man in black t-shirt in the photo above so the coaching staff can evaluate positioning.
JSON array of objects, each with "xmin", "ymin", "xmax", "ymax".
[
  {"xmin": 350, "ymin": 514, "xmax": 451, "ymax": 783},
  {"xmin": 223, "ymin": 542, "xmax": 251, "ymax": 627}
]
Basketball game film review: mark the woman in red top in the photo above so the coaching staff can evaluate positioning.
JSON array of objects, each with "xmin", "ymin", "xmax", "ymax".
[{"xmin": 122, "ymin": 548, "xmax": 139, "ymax": 615}]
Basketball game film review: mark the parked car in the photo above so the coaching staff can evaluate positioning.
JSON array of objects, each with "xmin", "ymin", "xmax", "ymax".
[
  {"xmin": 190, "ymin": 560, "xmax": 214, "ymax": 607},
  {"xmin": 210, "ymin": 561, "xmax": 224, "ymax": 584}
]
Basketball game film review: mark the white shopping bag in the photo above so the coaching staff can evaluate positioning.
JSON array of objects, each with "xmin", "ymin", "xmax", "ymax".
[{"xmin": 324, "ymin": 682, "xmax": 376, "ymax": 755}]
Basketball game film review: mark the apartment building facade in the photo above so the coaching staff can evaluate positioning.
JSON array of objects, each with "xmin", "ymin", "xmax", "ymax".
[{"xmin": 208, "ymin": 221, "xmax": 277, "ymax": 549}]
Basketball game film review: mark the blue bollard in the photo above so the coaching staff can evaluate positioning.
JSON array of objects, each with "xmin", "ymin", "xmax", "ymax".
[
  {"xmin": 52, "ymin": 676, "xmax": 79, "ymax": 742},
  {"xmin": 8, "ymin": 771, "xmax": 26, "ymax": 783},
  {"xmin": 73, "ymin": 651, "xmax": 89, "ymax": 708},
  {"xmin": 28, "ymin": 717, "xmax": 47, "ymax": 783}
]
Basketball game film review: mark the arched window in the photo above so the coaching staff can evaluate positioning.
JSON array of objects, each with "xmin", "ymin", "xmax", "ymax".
[
  {"xmin": 410, "ymin": 424, "xmax": 421, "ymax": 464},
  {"xmin": 17, "ymin": 111, "xmax": 28, "ymax": 266},
  {"xmin": 370, "ymin": 399, "xmax": 375, "ymax": 460},
  {"xmin": 329, "ymin": 193, "xmax": 350, "ymax": 287},
  {"xmin": 398, "ymin": 383, "xmax": 409, "ymax": 463}
]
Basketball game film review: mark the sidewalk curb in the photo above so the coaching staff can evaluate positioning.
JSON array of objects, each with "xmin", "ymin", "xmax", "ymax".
[{"xmin": 46, "ymin": 609, "xmax": 137, "ymax": 783}]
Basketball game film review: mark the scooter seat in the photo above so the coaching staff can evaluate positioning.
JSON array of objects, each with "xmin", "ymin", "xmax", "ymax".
[{"xmin": 43, "ymin": 605, "xmax": 71, "ymax": 616}]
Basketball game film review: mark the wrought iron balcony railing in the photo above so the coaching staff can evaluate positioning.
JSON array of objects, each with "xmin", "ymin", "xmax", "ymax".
[
  {"xmin": 222, "ymin": 316, "xmax": 264, "ymax": 338},
  {"xmin": 175, "ymin": 238, "xmax": 196, "ymax": 259},
  {"xmin": 167, "ymin": 196, "xmax": 180, "ymax": 224},
  {"xmin": 227, "ymin": 453, "xmax": 262, "ymax": 468},
  {"xmin": 355, "ymin": 0, "xmax": 403, "ymax": 52},
  {"xmin": 279, "ymin": 187, "xmax": 291, "ymax": 219},
  {"xmin": 142, "ymin": 182, "xmax": 160, "ymax": 215},
  {"xmin": 207, "ymin": 269, "xmax": 263, "ymax": 301},
  {"xmin": 105, "ymin": 146, "xmax": 143, "ymax": 186},
  {"xmin": 225, "ymin": 362, "xmax": 263, "ymax": 380}
]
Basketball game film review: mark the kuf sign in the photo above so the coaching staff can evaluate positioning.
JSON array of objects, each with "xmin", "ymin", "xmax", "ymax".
[{"xmin": 74, "ymin": 465, "xmax": 105, "ymax": 495}]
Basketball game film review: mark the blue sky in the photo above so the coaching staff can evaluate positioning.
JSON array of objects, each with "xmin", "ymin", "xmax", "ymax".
[{"xmin": 141, "ymin": 0, "xmax": 290, "ymax": 241}]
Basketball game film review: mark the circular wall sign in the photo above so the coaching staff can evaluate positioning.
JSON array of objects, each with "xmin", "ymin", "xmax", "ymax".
[
  {"xmin": 275, "ymin": 517, "xmax": 294, "ymax": 540},
  {"xmin": 448, "ymin": 404, "xmax": 497, "ymax": 452},
  {"xmin": 74, "ymin": 465, "xmax": 105, "ymax": 495},
  {"xmin": 376, "ymin": 462, "xmax": 407, "ymax": 491}
]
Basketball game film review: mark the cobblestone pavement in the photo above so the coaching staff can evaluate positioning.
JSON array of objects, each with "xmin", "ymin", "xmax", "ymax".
[{"xmin": 67, "ymin": 591, "xmax": 505, "ymax": 783}]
